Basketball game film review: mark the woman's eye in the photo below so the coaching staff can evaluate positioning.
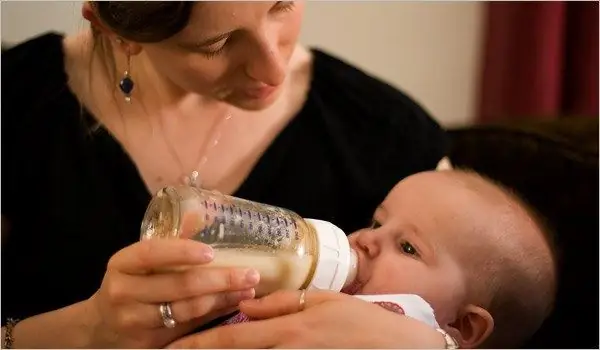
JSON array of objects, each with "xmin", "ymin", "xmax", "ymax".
[
  {"xmin": 192, "ymin": 37, "xmax": 230, "ymax": 58},
  {"xmin": 399, "ymin": 241, "xmax": 420, "ymax": 258},
  {"xmin": 201, "ymin": 47, "xmax": 225, "ymax": 58},
  {"xmin": 199, "ymin": 43, "xmax": 227, "ymax": 58},
  {"xmin": 272, "ymin": 1, "xmax": 295, "ymax": 13}
]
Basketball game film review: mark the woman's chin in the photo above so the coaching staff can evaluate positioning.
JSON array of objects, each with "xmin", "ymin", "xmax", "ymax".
[{"xmin": 226, "ymin": 86, "xmax": 282, "ymax": 111}]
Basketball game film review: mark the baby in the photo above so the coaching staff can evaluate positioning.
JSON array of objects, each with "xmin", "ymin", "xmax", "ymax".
[{"xmin": 226, "ymin": 169, "xmax": 558, "ymax": 348}]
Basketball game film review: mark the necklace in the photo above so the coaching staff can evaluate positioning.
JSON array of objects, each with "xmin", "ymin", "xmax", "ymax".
[{"xmin": 157, "ymin": 112, "xmax": 233, "ymax": 188}]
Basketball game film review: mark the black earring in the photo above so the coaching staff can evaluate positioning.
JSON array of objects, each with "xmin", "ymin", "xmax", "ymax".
[{"xmin": 118, "ymin": 44, "xmax": 134, "ymax": 103}]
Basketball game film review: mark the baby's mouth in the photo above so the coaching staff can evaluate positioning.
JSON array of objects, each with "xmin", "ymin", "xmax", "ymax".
[{"xmin": 341, "ymin": 279, "xmax": 363, "ymax": 295}]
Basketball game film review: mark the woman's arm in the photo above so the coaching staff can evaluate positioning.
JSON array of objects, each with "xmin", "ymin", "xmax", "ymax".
[
  {"xmin": 2, "ymin": 300, "xmax": 97, "ymax": 348},
  {"xmin": 2, "ymin": 218, "xmax": 98, "ymax": 348}
]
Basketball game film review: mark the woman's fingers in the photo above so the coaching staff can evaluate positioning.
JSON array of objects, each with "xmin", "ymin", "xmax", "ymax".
[
  {"xmin": 169, "ymin": 289, "xmax": 255, "ymax": 324},
  {"xmin": 102, "ymin": 239, "xmax": 263, "ymax": 339},
  {"xmin": 239, "ymin": 289, "xmax": 350, "ymax": 319},
  {"xmin": 115, "ymin": 289, "xmax": 256, "ymax": 329},
  {"xmin": 108, "ymin": 239, "xmax": 214, "ymax": 274},
  {"xmin": 123, "ymin": 266, "xmax": 260, "ymax": 302}
]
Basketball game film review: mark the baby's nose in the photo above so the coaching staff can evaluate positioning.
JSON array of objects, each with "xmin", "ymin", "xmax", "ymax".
[{"xmin": 354, "ymin": 230, "xmax": 381, "ymax": 258}]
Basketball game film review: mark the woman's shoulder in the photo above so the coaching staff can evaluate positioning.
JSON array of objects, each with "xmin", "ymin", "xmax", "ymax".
[
  {"xmin": 2, "ymin": 31, "xmax": 67, "ymax": 82},
  {"xmin": 305, "ymin": 47, "xmax": 448, "ymax": 172},
  {"xmin": 3, "ymin": 31, "xmax": 64, "ymax": 57},
  {"xmin": 308, "ymin": 48, "xmax": 438, "ymax": 129},
  {"xmin": 2, "ymin": 32, "xmax": 70, "ymax": 114}
]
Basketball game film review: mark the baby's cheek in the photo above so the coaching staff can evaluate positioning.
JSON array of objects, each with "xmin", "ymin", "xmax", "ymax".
[
  {"xmin": 363, "ymin": 263, "xmax": 426, "ymax": 295},
  {"xmin": 424, "ymin": 277, "xmax": 467, "ymax": 325},
  {"xmin": 428, "ymin": 299, "xmax": 459, "ymax": 326}
]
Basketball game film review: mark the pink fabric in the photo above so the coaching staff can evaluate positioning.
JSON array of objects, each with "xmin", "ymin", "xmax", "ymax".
[
  {"xmin": 477, "ymin": 1, "xmax": 598, "ymax": 122},
  {"xmin": 222, "ymin": 311, "xmax": 251, "ymax": 325}
]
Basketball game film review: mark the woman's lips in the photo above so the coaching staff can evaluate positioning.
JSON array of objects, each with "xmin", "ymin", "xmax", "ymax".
[{"xmin": 242, "ymin": 85, "xmax": 277, "ymax": 100}]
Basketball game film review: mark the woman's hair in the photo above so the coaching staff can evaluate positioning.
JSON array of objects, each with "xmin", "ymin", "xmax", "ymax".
[{"xmin": 90, "ymin": 1, "xmax": 193, "ymax": 43}]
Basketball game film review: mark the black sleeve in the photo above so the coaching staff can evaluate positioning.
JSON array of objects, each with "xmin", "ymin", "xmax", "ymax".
[
  {"xmin": 1, "ymin": 40, "xmax": 27, "ymax": 222},
  {"xmin": 1, "ymin": 33, "xmax": 66, "ymax": 222},
  {"xmin": 323, "ymin": 50, "xmax": 450, "ymax": 196},
  {"xmin": 308, "ymin": 49, "xmax": 450, "ymax": 223},
  {"xmin": 386, "ymin": 92, "xmax": 449, "ymax": 174},
  {"xmin": 372, "ymin": 91, "xmax": 449, "ymax": 201}
]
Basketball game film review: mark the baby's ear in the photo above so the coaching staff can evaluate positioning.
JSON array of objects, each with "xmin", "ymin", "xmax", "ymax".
[{"xmin": 445, "ymin": 304, "xmax": 494, "ymax": 348}]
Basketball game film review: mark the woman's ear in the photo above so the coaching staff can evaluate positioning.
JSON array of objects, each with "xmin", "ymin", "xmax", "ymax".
[
  {"xmin": 445, "ymin": 304, "xmax": 494, "ymax": 348},
  {"xmin": 115, "ymin": 38, "xmax": 143, "ymax": 56},
  {"xmin": 82, "ymin": 2, "xmax": 107, "ymax": 33},
  {"xmin": 81, "ymin": 2, "xmax": 142, "ymax": 56}
]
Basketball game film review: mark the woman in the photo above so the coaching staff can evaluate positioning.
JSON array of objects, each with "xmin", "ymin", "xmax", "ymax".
[{"xmin": 1, "ymin": 1, "xmax": 450, "ymax": 348}]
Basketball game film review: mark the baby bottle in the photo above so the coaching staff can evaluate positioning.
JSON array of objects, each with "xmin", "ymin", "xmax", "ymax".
[{"xmin": 140, "ymin": 185, "xmax": 358, "ymax": 297}]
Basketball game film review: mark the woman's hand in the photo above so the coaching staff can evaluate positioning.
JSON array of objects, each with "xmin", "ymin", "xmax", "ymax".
[
  {"xmin": 167, "ymin": 290, "xmax": 447, "ymax": 349},
  {"xmin": 86, "ymin": 238, "xmax": 260, "ymax": 348}
]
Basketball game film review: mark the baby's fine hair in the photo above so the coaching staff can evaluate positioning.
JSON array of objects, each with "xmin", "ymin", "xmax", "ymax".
[{"xmin": 454, "ymin": 168, "xmax": 558, "ymax": 348}]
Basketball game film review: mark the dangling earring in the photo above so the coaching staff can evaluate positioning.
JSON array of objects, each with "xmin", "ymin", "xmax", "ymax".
[{"xmin": 117, "ymin": 39, "xmax": 134, "ymax": 103}]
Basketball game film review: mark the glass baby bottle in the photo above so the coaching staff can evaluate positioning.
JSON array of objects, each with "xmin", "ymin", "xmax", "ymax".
[{"xmin": 140, "ymin": 184, "xmax": 358, "ymax": 297}]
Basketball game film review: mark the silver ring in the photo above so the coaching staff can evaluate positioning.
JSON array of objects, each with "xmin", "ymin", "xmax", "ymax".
[
  {"xmin": 159, "ymin": 302, "xmax": 177, "ymax": 329},
  {"xmin": 298, "ymin": 289, "xmax": 307, "ymax": 312}
]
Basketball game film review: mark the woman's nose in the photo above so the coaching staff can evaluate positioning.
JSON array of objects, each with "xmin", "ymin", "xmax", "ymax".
[{"xmin": 244, "ymin": 31, "xmax": 286, "ymax": 87}]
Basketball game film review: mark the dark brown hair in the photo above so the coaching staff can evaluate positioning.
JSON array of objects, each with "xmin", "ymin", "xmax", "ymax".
[{"xmin": 90, "ymin": 1, "xmax": 193, "ymax": 43}]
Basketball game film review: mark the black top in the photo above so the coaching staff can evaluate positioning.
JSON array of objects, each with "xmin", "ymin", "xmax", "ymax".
[{"xmin": 1, "ymin": 33, "xmax": 448, "ymax": 323}]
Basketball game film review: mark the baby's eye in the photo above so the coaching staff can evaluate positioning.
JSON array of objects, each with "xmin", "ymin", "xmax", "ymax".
[
  {"xmin": 399, "ymin": 241, "xmax": 420, "ymax": 258},
  {"xmin": 370, "ymin": 220, "xmax": 382, "ymax": 229}
]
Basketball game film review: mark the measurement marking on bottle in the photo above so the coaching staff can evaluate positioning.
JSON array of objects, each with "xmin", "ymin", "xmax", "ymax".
[{"xmin": 218, "ymin": 223, "xmax": 225, "ymax": 240}]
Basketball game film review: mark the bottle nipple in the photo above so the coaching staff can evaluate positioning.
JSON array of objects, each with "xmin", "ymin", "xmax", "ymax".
[{"xmin": 343, "ymin": 248, "xmax": 359, "ymax": 288}]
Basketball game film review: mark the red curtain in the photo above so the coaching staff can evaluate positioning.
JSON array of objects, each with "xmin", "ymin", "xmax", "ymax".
[{"xmin": 477, "ymin": 1, "xmax": 598, "ymax": 122}]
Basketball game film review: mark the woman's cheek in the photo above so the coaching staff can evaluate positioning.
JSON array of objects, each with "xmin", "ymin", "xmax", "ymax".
[
  {"xmin": 278, "ymin": 16, "xmax": 303, "ymax": 53},
  {"xmin": 178, "ymin": 56, "xmax": 233, "ymax": 89}
]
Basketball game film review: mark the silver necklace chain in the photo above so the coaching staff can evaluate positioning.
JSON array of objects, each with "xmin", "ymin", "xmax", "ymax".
[
  {"xmin": 112, "ymin": 47, "xmax": 232, "ymax": 188},
  {"xmin": 157, "ymin": 112, "xmax": 233, "ymax": 188}
]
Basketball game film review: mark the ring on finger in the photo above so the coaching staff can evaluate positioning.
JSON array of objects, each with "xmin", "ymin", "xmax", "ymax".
[
  {"xmin": 159, "ymin": 302, "xmax": 177, "ymax": 328},
  {"xmin": 298, "ymin": 289, "xmax": 307, "ymax": 312}
]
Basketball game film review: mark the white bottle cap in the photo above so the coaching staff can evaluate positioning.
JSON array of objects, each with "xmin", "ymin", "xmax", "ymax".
[{"xmin": 304, "ymin": 219, "xmax": 356, "ymax": 292}]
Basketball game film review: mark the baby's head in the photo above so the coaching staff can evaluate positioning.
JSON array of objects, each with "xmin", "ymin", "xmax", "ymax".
[{"xmin": 345, "ymin": 169, "xmax": 557, "ymax": 348}]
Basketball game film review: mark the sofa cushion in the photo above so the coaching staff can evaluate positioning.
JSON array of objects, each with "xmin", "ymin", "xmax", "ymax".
[{"xmin": 448, "ymin": 117, "xmax": 598, "ymax": 349}]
